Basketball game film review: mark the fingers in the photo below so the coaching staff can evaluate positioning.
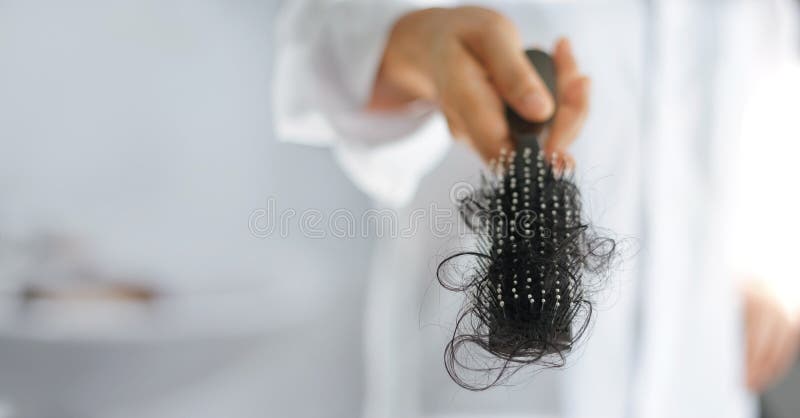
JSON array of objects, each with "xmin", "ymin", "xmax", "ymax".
[
  {"xmin": 768, "ymin": 329, "xmax": 800, "ymax": 388},
  {"xmin": 758, "ymin": 323, "xmax": 792, "ymax": 390},
  {"xmin": 748, "ymin": 315, "xmax": 798, "ymax": 391},
  {"xmin": 457, "ymin": 8, "xmax": 555, "ymax": 122},
  {"xmin": 746, "ymin": 310, "xmax": 777, "ymax": 391},
  {"xmin": 440, "ymin": 74, "xmax": 469, "ymax": 143},
  {"xmin": 543, "ymin": 38, "xmax": 591, "ymax": 158},
  {"xmin": 548, "ymin": 151, "xmax": 575, "ymax": 179},
  {"xmin": 743, "ymin": 283, "xmax": 800, "ymax": 392},
  {"xmin": 745, "ymin": 285, "xmax": 775, "ymax": 391},
  {"xmin": 430, "ymin": 9, "xmax": 588, "ymax": 163},
  {"xmin": 554, "ymin": 38, "xmax": 580, "ymax": 91},
  {"xmin": 438, "ymin": 43, "xmax": 511, "ymax": 161},
  {"xmin": 443, "ymin": 108, "xmax": 468, "ymax": 142},
  {"xmin": 744, "ymin": 283, "xmax": 765, "ymax": 390}
]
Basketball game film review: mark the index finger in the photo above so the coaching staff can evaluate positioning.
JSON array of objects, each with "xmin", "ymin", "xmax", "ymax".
[{"xmin": 457, "ymin": 8, "xmax": 555, "ymax": 122}]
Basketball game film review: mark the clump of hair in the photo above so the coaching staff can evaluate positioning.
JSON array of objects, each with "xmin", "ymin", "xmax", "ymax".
[{"xmin": 437, "ymin": 147, "xmax": 617, "ymax": 391}]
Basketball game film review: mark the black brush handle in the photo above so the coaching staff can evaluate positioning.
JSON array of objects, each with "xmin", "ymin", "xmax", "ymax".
[{"xmin": 505, "ymin": 49, "xmax": 558, "ymax": 151}]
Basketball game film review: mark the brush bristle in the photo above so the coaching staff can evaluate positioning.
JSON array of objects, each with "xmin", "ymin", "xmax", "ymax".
[{"xmin": 438, "ymin": 147, "xmax": 617, "ymax": 391}]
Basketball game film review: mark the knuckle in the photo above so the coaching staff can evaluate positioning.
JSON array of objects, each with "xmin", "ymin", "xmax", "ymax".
[
  {"xmin": 456, "ymin": 7, "xmax": 515, "ymax": 38},
  {"xmin": 477, "ymin": 8, "xmax": 514, "ymax": 32}
]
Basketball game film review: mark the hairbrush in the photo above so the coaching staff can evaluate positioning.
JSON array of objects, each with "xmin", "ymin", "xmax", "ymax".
[{"xmin": 437, "ymin": 49, "xmax": 617, "ymax": 390}]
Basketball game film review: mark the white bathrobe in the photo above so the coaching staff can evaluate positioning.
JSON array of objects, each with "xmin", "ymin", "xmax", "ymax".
[{"xmin": 274, "ymin": 1, "xmax": 799, "ymax": 417}]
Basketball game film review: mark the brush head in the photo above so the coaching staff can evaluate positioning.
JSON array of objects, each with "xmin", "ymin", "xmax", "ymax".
[
  {"xmin": 438, "ymin": 138, "xmax": 617, "ymax": 391},
  {"xmin": 480, "ymin": 147, "xmax": 582, "ymax": 353}
]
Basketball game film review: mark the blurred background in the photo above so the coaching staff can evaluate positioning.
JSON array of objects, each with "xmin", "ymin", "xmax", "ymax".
[
  {"xmin": 0, "ymin": 1, "xmax": 799, "ymax": 417},
  {"xmin": 0, "ymin": 1, "xmax": 372, "ymax": 416}
]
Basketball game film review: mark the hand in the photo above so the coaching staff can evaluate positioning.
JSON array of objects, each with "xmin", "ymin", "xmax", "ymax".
[
  {"xmin": 369, "ymin": 7, "xmax": 590, "ymax": 167},
  {"xmin": 743, "ymin": 279, "xmax": 800, "ymax": 392}
]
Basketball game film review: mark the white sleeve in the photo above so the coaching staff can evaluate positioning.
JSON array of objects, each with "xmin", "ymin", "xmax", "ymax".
[{"xmin": 272, "ymin": 0, "xmax": 452, "ymax": 207}]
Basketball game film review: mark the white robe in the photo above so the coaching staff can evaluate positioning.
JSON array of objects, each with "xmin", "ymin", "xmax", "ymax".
[{"xmin": 274, "ymin": 1, "xmax": 799, "ymax": 417}]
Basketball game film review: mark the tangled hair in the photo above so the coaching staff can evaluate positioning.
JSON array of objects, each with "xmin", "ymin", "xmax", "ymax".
[{"xmin": 437, "ymin": 148, "xmax": 618, "ymax": 391}]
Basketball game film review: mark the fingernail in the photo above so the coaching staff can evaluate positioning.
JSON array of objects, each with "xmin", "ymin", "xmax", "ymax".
[
  {"xmin": 555, "ymin": 165, "xmax": 565, "ymax": 180},
  {"xmin": 550, "ymin": 152, "xmax": 562, "ymax": 179},
  {"xmin": 521, "ymin": 91, "xmax": 554, "ymax": 119},
  {"xmin": 560, "ymin": 38, "xmax": 572, "ymax": 54}
]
